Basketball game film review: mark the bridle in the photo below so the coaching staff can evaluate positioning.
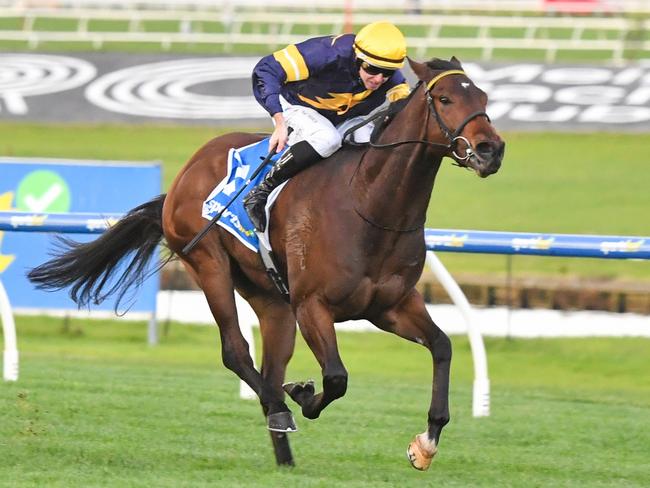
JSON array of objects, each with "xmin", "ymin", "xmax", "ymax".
[
  {"xmin": 424, "ymin": 70, "xmax": 490, "ymax": 163},
  {"xmin": 363, "ymin": 69, "xmax": 490, "ymax": 165}
]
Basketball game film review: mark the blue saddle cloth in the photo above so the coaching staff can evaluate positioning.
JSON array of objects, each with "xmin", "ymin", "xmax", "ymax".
[{"xmin": 202, "ymin": 137, "xmax": 285, "ymax": 252}]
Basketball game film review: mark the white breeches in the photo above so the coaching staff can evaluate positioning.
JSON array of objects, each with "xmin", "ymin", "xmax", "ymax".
[{"xmin": 279, "ymin": 96, "xmax": 375, "ymax": 157}]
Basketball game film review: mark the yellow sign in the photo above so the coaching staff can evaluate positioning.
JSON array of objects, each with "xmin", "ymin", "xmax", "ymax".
[
  {"xmin": 0, "ymin": 191, "xmax": 16, "ymax": 274},
  {"xmin": 511, "ymin": 237, "xmax": 554, "ymax": 251}
]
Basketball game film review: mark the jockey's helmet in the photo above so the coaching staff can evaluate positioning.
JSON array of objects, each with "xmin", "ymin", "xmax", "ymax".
[{"xmin": 353, "ymin": 22, "xmax": 406, "ymax": 70}]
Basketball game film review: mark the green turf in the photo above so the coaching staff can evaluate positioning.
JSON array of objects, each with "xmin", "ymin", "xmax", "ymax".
[
  {"xmin": 1, "ymin": 123, "xmax": 648, "ymax": 282},
  {"xmin": 0, "ymin": 17, "xmax": 22, "ymax": 30},
  {"xmin": 31, "ymin": 18, "xmax": 78, "ymax": 32},
  {"xmin": 428, "ymin": 131, "xmax": 650, "ymax": 282},
  {"xmin": 1, "ymin": 316, "xmax": 648, "ymax": 486},
  {"xmin": 0, "ymin": 122, "xmax": 223, "ymax": 189}
]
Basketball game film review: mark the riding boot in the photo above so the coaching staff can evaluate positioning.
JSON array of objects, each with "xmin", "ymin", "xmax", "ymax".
[{"xmin": 244, "ymin": 140, "xmax": 321, "ymax": 232}]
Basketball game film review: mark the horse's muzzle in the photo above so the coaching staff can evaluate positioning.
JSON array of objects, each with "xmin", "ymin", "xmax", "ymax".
[{"xmin": 472, "ymin": 140, "xmax": 505, "ymax": 178}]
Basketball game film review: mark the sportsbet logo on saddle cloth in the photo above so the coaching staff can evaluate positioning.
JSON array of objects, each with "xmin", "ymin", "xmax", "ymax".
[{"xmin": 202, "ymin": 138, "xmax": 287, "ymax": 252}]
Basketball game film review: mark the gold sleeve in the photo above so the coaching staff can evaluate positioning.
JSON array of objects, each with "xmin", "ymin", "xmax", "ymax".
[
  {"xmin": 272, "ymin": 44, "xmax": 310, "ymax": 82},
  {"xmin": 387, "ymin": 83, "xmax": 410, "ymax": 102}
]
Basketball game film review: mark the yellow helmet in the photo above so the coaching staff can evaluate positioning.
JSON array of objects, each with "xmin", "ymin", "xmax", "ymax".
[{"xmin": 353, "ymin": 22, "xmax": 406, "ymax": 70}]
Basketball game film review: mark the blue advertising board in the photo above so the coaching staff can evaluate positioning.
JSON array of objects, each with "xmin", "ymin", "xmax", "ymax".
[{"xmin": 0, "ymin": 157, "xmax": 161, "ymax": 313}]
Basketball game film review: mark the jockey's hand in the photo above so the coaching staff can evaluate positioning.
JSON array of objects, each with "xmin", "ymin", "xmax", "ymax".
[{"xmin": 270, "ymin": 113, "xmax": 288, "ymax": 153}]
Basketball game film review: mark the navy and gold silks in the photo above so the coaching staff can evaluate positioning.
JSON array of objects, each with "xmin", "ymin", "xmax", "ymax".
[{"xmin": 252, "ymin": 34, "xmax": 410, "ymax": 124}]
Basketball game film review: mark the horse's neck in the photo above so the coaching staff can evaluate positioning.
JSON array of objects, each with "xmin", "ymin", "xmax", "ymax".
[{"xmin": 351, "ymin": 92, "xmax": 445, "ymax": 231}]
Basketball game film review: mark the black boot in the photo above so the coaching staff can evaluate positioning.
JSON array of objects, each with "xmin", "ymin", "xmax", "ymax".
[{"xmin": 244, "ymin": 141, "xmax": 321, "ymax": 232}]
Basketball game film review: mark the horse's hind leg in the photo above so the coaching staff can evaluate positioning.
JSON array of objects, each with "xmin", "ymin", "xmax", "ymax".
[
  {"xmin": 247, "ymin": 296, "xmax": 297, "ymax": 431},
  {"xmin": 283, "ymin": 297, "xmax": 348, "ymax": 420},
  {"xmin": 185, "ymin": 251, "xmax": 263, "ymax": 397},
  {"xmin": 246, "ymin": 296, "xmax": 298, "ymax": 466},
  {"xmin": 373, "ymin": 290, "xmax": 451, "ymax": 471}
]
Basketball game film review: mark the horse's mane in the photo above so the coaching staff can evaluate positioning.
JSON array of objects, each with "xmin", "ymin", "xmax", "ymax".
[{"xmin": 425, "ymin": 58, "xmax": 459, "ymax": 71}]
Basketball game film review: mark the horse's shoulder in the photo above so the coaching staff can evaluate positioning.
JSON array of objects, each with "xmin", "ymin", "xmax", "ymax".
[{"xmin": 276, "ymin": 145, "xmax": 364, "ymax": 217}]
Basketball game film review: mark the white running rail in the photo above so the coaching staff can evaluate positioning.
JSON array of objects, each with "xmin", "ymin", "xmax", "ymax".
[{"xmin": 0, "ymin": 279, "xmax": 18, "ymax": 382}]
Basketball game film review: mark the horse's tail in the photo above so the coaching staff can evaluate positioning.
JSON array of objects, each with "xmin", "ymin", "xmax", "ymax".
[{"xmin": 28, "ymin": 194, "xmax": 169, "ymax": 311}]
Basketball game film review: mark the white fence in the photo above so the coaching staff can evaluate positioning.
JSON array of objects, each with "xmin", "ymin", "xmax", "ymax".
[
  {"xmin": 0, "ymin": 280, "xmax": 17, "ymax": 382},
  {"xmin": 1, "ymin": 1, "xmax": 649, "ymax": 62},
  {"xmin": 3, "ymin": 1, "xmax": 650, "ymax": 14}
]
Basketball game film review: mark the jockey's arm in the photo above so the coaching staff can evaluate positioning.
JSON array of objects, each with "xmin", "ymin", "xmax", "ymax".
[
  {"xmin": 253, "ymin": 37, "xmax": 339, "ymax": 153},
  {"xmin": 252, "ymin": 57, "xmax": 287, "ymax": 119},
  {"xmin": 253, "ymin": 43, "xmax": 314, "ymax": 153}
]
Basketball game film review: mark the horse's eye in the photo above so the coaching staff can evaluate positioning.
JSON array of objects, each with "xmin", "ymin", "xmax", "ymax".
[{"xmin": 439, "ymin": 96, "xmax": 451, "ymax": 105}]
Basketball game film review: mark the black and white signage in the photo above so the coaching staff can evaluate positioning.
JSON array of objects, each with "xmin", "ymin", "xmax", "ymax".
[
  {"xmin": 465, "ymin": 62, "xmax": 650, "ymax": 130},
  {"xmin": 1, "ymin": 52, "xmax": 648, "ymax": 130},
  {"xmin": 0, "ymin": 54, "xmax": 96, "ymax": 115}
]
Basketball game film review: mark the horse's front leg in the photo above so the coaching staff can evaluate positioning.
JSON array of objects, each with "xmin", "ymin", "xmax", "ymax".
[
  {"xmin": 374, "ymin": 289, "xmax": 452, "ymax": 471},
  {"xmin": 284, "ymin": 296, "xmax": 348, "ymax": 420}
]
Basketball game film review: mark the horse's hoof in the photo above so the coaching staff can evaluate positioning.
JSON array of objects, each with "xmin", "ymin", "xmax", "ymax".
[
  {"xmin": 406, "ymin": 433, "xmax": 438, "ymax": 471},
  {"xmin": 283, "ymin": 380, "xmax": 315, "ymax": 403},
  {"xmin": 267, "ymin": 411, "xmax": 298, "ymax": 433}
]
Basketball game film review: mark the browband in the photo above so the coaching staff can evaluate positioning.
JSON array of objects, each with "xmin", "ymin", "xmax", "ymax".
[{"xmin": 426, "ymin": 70, "xmax": 466, "ymax": 91}]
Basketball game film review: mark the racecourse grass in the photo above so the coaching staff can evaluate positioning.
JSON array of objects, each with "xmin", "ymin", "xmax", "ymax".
[
  {"xmin": 1, "ymin": 122, "xmax": 648, "ymax": 282},
  {"xmin": 1, "ymin": 316, "xmax": 649, "ymax": 487}
]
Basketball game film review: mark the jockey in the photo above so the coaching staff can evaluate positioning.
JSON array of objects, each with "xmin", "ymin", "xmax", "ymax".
[{"xmin": 244, "ymin": 21, "xmax": 411, "ymax": 232}]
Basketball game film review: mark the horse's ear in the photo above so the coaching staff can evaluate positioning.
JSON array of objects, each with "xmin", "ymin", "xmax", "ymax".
[
  {"xmin": 450, "ymin": 56, "xmax": 463, "ymax": 68},
  {"xmin": 407, "ymin": 57, "xmax": 431, "ymax": 82}
]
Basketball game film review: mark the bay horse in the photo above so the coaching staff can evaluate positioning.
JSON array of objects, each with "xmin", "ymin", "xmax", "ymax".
[{"xmin": 28, "ymin": 57, "xmax": 504, "ymax": 470}]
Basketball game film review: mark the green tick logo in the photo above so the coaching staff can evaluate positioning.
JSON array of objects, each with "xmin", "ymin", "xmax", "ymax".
[{"xmin": 15, "ymin": 170, "xmax": 71, "ymax": 213}]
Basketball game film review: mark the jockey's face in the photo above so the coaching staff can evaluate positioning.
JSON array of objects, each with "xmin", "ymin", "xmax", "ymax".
[{"xmin": 359, "ymin": 65, "xmax": 392, "ymax": 91}]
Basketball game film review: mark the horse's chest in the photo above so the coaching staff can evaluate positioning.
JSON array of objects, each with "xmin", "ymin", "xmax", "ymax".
[{"xmin": 284, "ymin": 211, "xmax": 425, "ymax": 318}]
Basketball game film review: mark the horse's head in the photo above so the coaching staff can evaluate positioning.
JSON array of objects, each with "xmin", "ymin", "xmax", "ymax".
[{"xmin": 409, "ymin": 57, "xmax": 505, "ymax": 178}]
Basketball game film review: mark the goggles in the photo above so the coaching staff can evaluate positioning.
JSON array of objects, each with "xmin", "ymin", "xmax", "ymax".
[{"xmin": 360, "ymin": 61, "xmax": 396, "ymax": 78}]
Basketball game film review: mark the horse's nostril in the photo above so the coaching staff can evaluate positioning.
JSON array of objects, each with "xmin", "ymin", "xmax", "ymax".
[
  {"xmin": 475, "ymin": 142, "xmax": 494, "ymax": 158},
  {"xmin": 475, "ymin": 141, "xmax": 505, "ymax": 162}
]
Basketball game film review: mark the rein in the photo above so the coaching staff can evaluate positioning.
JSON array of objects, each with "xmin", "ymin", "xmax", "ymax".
[
  {"xmin": 365, "ymin": 72, "xmax": 489, "ymax": 163},
  {"xmin": 350, "ymin": 69, "xmax": 488, "ymax": 233},
  {"xmin": 346, "ymin": 70, "xmax": 489, "ymax": 165}
]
